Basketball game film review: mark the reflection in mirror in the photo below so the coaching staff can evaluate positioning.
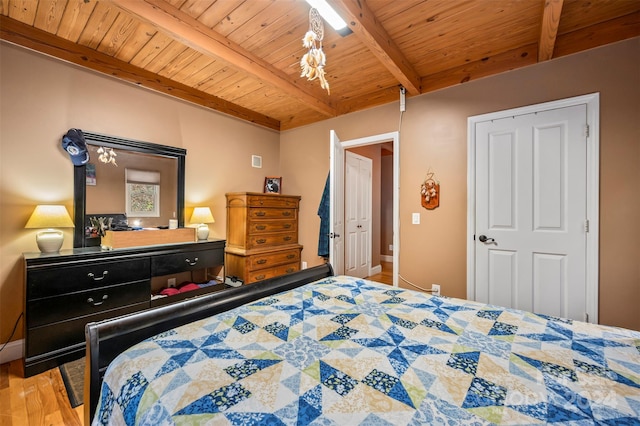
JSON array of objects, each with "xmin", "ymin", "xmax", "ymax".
[
  {"xmin": 73, "ymin": 132, "xmax": 186, "ymax": 248},
  {"xmin": 86, "ymin": 146, "xmax": 177, "ymax": 226}
]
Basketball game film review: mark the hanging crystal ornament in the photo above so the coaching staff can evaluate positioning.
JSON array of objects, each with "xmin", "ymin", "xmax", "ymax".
[
  {"xmin": 300, "ymin": 8, "xmax": 330, "ymax": 94},
  {"xmin": 97, "ymin": 146, "xmax": 118, "ymax": 166}
]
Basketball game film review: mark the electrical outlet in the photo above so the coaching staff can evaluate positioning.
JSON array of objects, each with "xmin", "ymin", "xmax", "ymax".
[
  {"xmin": 412, "ymin": 212, "xmax": 420, "ymax": 224},
  {"xmin": 389, "ymin": 244, "xmax": 393, "ymax": 251},
  {"xmin": 431, "ymin": 284, "xmax": 440, "ymax": 296},
  {"xmin": 168, "ymin": 277, "xmax": 176, "ymax": 287},
  {"xmin": 302, "ymin": 261, "xmax": 308, "ymax": 269}
]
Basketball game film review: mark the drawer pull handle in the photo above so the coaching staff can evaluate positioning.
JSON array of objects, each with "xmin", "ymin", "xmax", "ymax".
[
  {"xmin": 256, "ymin": 259, "xmax": 267, "ymax": 264},
  {"xmin": 283, "ymin": 236, "xmax": 292, "ymax": 241},
  {"xmin": 283, "ymin": 224, "xmax": 292, "ymax": 229},
  {"xmin": 87, "ymin": 295, "xmax": 108, "ymax": 306},
  {"xmin": 286, "ymin": 268, "xmax": 295, "ymax": 273},
  {"xmin": 88, "ymin": 271, "xmax": 109, "ymax": 281},
  {"xmin": 287, "ymin": 254, "xmax": 295, "ymax": 259},
  {"xmin": 256, "ymin": 211, "xmax": 266, "ymax": 217},
  {"xmin": 282, "ymin": 212, "xmax": 292, "ymax": 217},
  {"xmin": 185, "ymin": 257, "xmax": 199, "ymax": 266},
  {"xmin": 256, "ymin": 225, "xmax": 266, "ymax": 230},
  {"xmin": 256, "ymin": 239, "xmax": 267, "ymax": 244},
  {"xmin": 255, "ymin": 274, "xmax": 265, "ymax": 280}
]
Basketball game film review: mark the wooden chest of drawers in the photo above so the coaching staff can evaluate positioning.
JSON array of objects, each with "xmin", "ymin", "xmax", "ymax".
[{"xmin": 225, "ymin": 192, "xmax": 302, "ymax": 284}]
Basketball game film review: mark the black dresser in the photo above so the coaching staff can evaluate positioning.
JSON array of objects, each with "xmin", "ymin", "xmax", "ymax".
[{"xmin": 23, "ymin": 239, "xmax": 225, "ymax": 377}]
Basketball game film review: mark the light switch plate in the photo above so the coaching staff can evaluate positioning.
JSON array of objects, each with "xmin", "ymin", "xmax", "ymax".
[{"xmin": 412, "ymin": 212, "xmax": 420, "ymax": 224}]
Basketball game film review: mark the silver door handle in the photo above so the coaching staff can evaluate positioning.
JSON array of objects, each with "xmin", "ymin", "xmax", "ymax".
[{"xmin": 478, "ymin": 235, "xmax": 495, "ymax": 243}]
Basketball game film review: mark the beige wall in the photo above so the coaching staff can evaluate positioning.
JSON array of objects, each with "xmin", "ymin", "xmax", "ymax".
[
  {"xmin": 0, "ymin": 42, "xmax": 279, "ymax": 343},
  {"xmin": 282, "ymin": 37, "xmax": 640, "ymax": 331},
  {"xmin": 380, "ymin": 154, "xmax": 393, "ymax": 257},
  {"xmin": 1, "ymin": 36, "xmax": 638, "ymax": 349}
]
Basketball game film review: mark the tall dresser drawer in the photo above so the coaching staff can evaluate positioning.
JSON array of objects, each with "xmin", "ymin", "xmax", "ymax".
[
  {"xmin": 247, "ymin": 196, "xmax": 299, "ymax": 209},
  {"xmin": 248, "ymin": 219, "xmax": 297, "ymax": 234},
  {"xmin": 249, "ymin": 208, "xmax": 297, "ymax": 220},
  {"xmin": 248, "ymin": 263, "xmax": 300, "ymax": 283},
  {"xmin": 27, "ymin": 258, "xmax": 150, "ymax": 299},
  {"xmin": 152, "ymin": 248, "xmax": 223, "ymax": 276},
  {"xmin": 27, "ymin": 280, "xmax": 150, "ymax": 328},
  {"xmin": 248, "ymin": 232, "xmax": 298, "ymax": 249},
  {"xmin": 249, "ymin": 248, "xmax": 301, "ymax": 270}
]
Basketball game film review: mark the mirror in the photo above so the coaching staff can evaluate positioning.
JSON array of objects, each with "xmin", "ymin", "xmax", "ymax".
[{"xmin": 73, "ymin": 131, "xmax": 186, "ymax": 248}]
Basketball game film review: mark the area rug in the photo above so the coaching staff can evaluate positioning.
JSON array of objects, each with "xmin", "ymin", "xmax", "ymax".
[{"xmin": 59, "ymin": 357, "xmax": 84, "ymax": 408}]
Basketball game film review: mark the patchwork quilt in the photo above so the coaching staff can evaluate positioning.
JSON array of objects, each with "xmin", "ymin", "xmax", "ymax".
[{"xmin": 94, "ymin": 275, "xmax": 640, "ymax": 425}]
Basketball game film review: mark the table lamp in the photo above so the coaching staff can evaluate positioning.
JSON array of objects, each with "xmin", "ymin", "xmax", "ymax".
[
  {"xmin": 190, "ymin": 207, "xmax": 215, "ymax": 240},
  {"xmin": 25, "ymin": 205, "xmax": 74, "ymax": 253}
]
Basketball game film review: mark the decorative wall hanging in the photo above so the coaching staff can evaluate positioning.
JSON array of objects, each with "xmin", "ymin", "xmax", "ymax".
[
  {"xmin": 300, "ymin": 8, "xmax": 330, "ymax": 94},
  {"xmin": 420, "ymin": 169, "xmax": 440, "ymax": 210}
]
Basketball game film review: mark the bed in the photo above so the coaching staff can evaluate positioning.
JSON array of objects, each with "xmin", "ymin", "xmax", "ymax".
[{"xmin": 86, "ymin": 265, "xmax": 640, "ymax": 425}]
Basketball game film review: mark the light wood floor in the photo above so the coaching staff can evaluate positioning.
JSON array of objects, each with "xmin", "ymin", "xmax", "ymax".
[
  {"xmin": 0, "ymin": 359, "xmax": 83, "ymax": 426},
  {"xmin": 0, "ymin": 262, "xmax": 393, "ymax": 425},
  {"xmin": 366, "ymin": 261, "xmax": 393, "ymax": 285}
]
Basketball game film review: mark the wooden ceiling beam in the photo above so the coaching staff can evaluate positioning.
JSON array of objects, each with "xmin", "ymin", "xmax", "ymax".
[
  {"xmin": 330, "ymin": 0, "xmax": 422, "ymax": 95},
  {"xmin": 538, "ymin": 0, "xmax": 564, "ymax": 62},
  {"xmin": 0, "ymin": 16, "xmax": 281, "ymax": 131},
  {"xmin": 111, "ymin": 0, "xmax": 337, "ymax": 117}
]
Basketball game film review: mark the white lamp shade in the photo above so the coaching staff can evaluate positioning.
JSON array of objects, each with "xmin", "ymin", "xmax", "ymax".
[
  {"xmin": 25, "ymin": 205, "xmax": 74, "ymax": 253},
  {"xmin": 25, "ymin": 205, "xmax": 74, "ymax": 228},
  {"xmin": 190, "ymin": 207, "xmax": 215, "ymax": 224}
]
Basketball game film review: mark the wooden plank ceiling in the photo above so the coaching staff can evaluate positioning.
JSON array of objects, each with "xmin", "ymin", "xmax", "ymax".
[{"xmin": 1, "ymin": 0, "xmax": 639, "ymax": 131}]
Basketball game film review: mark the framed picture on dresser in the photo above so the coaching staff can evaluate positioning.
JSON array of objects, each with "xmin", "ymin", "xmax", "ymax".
[{"xmin": 264, "ymin": 176, "xmax": 281, "ymax": 194}]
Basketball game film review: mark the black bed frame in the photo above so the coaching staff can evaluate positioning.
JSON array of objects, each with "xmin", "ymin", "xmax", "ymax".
[{"xmin": 84, "ymin": 263, "xmax": 334, "ymax": 424}]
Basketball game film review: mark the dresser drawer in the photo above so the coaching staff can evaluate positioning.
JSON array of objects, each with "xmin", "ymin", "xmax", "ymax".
[
  {"xmin": 26, "ymin": 301, "xmax": 149, "ymax": 358},
  {"xmin": 248, "ymin": 232, "xmax": 298, "ymax": 249},
  {"xmin": 249, "ymin": 208, "xmax": 297, "ymax": 220},
  {"xmin": 152, "ymin": 248, "xmax": 223, "ymax": 276},
  {"xmin": 248, "ymin": 219, "xmax": 297, "ymax": 234},
  {"xmin": 27, "ymin": 258, "xmax": 150, "ymax": 299},
  {"xmin": 247, "ymin": 196, "xmax": 299, "ymax": 209},
  {"xmin": 27, "ymin": 280, "xmax": 150, "ymax": 328},
  {"xmin": 249, "ymin": 248, "xmax": 301, "ymax": 270},
  {"xmin": 248, "ymin": 263, "xmax": 300, "ymax": 283}
]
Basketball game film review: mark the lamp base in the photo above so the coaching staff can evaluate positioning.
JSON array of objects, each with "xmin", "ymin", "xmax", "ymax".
[
  {"xmin": 196, "ymin": 224, "xmax": 209, "ymax": 241},
  {"xmin": 36, "ymin": 229, "xmax": 64, "ymax": 253}
]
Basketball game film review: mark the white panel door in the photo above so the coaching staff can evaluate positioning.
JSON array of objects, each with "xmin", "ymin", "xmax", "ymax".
[
  {"xmin": 345, "ymin": 151, "xmax": 372, "ymax": 278},
  {"xmin": 329, "ymin": 130, "xmax": 345, "ymax": 275},
  {"xmin": 475, "ymin": 104, "xmax": 587, "ymax": 320}
]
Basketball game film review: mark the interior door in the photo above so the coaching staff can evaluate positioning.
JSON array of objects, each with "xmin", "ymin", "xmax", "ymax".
[
  {"xmin": 345, "ymin": 151, "xmax": 372, "ymax": 278},
  {"xmin": 329, "ymin": 130, "xmax": 345, "ymax": 275},
  {"xmin": 474, "ymin": 104, "xmax": 587, "ymax": 320}
]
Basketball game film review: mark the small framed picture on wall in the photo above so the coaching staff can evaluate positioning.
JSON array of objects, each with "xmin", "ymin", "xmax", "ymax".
[{"xmin": 264, "ymin": 177, "xmax": 282, "ymax": 194}]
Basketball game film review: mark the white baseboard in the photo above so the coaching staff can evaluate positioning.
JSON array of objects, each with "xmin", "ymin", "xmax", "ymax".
[
  {"xmin": 380, "ymin": 255, "xmax": 393, "ymax": 263},
  {"xmin": 369, "ymin": 264, "xmax": 382, "ymax": 276},
  {"xmin": 0, "ymin": 339, "xmax": 23, "ymax": 364}
]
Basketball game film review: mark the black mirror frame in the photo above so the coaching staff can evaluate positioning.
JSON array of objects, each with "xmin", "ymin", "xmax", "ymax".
[{"xmin": 73, "ymin": 131, "xmax": 186, "ymax": 248}]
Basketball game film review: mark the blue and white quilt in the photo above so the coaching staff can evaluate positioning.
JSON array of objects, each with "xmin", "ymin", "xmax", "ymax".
[{"xmin": 94, "ymin": 275, "xmax": 640, "ymax": 425}]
